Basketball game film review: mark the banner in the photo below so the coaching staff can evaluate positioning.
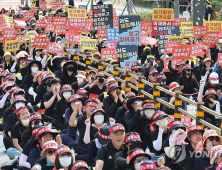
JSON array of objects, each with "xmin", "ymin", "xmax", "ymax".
[
  {"xmin": 16, "ymin": 35, "xmax": 25, "ymax": 45},
  {"xmin": 45, "ymin": 23, "xmax": 53, "ymax": 33},
  {"xmin": 193, "ymin": 26, "xmax": 207, "ymax": 36},
  {"xmin": 152, "ymin": 8, "xmax": 173, "ymax": 21},
  {"xmin": 172, "ymin": 46, "xmax": 191, "ymax": 59},
  {"xmin": 3, "ymin": 16, "xmax": 13, "ymax": 26},
  {"xmin": 141, "ymin": 21, "xmax": 152, "ymax": 31},
  {"xmin": 165, "ymin": 42, "xmax": 181, "ymax": 53},
  {"xmin": 33, "ymin": 36, "xmax": 49, "ymax": 49},
  {"xmin": 190, "ymin": 43, "xmax": 204, "ymax": 56},
  {"xmin": 68, "ymin": 18, "xmax": 86, "ymax": 31},
  {"xmin": 14, "ymin": 19, "xmax": 26, "ymax": 29},
  {"xmin": 36, "ymin": 19, "xmax": 46, "ymax": 28},
  {"xmin": 169, "ymin": 115, "xmax": 191, "ymax": 126},
  {"xmin": 53, "ymin": 17, "xmax": 67, "ymax": 25},
  {"xmin": 218, "ymin": 53, "xmax": 222, "ymax": 66},
  {"xmin": 93, "ymin": 4, "xmax": 113, "ymax": 30},
  {"xmin": 68, "ymin": 9, "xmax": 87, "ymax": 18},
  {"xmin": 25, "ymin": 30, "xmax": 38, "ymax": 40},
  {"xmin": 181, "ymin": 26, "xmax": 194, "ymax": 37},
  {"xmin": 204, "ymin": 21, "xmax": 222, "ymax": 33},
  {"xmin": 5, "ymin": 39, "xmax": 20, "ymax": 52},
  {"xmin": 39, "ymin": 2, "xmax": 47, "ymax": 9},
  {"xmin": 152, "ymin": 21, "xmax": 173, "ymax": 36},
  {"xmin": 101, "ymin": 48, "xmax": 119, "ymax": 61},
  {"xmin": 106, "ymin": 41, "xmax": 116, "ymax": 49},
  {"xmin": 47, "ymin": 42, "xmax": 63, "ymax": 54},
  {"xmin": 24, "ymin": 12, "xmax": 34, "ymax": 20},
  {"xmin": 119, "ymin": 15, "xmax": 140, "ymax": 45},
  {"xmin": 79, "ymin": 5, "xmax": 87, "ymax": 9},
  {"xmin": 158, "ymin": 26, "xmax": 180, "ymax": 54},
  {"xmin": 107, "ymin": 28, "xmax": 118, "ymax": 41},
  {"xmin": 97, "ymin": 28, "xmax": 107, "ymax": 39},
  {"xmin": 57, "ymin": 2, "xmax": 64, "ymax": 9},
  {"xmin": 140, "ymin": 36, "xmax": 157, "ymax": 45},
  {"xmin": 49, "ymin": 2, "xmax": 57, "ymax": 9},
  {"xmin": 181, "ymin": 22, "xmax": 193, "ymax": 27},
  {"xmin": 163, "ymin": 59, "xmax": 181, "ymax": 72},
  {"xmin": 32, "ymin": 7, "xmax": 38, "ymax": 13},
  {"xmin": 42, "ymin": 17, "xmax": 52, "ymax": 23},
  {"xmin": 173, "ymin": 18, "xmax": 186, "ymax": 27},
  {"xmin": 85, "ymin": 19, "xmax": 93, "ymax": 31},
  {"xmin": 0, "ymin": 13, "xmax": 8, "ymax": 22},
  {"xmin": 3, "ymin": 28, "xmax": 18, "ymax": 40},
  {"xmin": 202, "ymin": 35, "xmax": 218, "ymax": 48},
  {"xmin": 54, "ymin": 25, "xmax": 67, "ymax": 34},
  {"xmin": 80, "ymin": 38, "xmax": 97, "ymax": 50},
  {"xmin": 113, "ymin": 16, "xmax": 118, "ymax": 28},
  {"xmin": 0, "ymin": 21, "xmax": 11, "ymax": 29},
  {"xmin": 168, "ymin": 35, "xmax": 183, "ymax": 44}
]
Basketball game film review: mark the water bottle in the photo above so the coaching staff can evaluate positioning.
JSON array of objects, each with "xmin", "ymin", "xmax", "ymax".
[
  {"xmin": 71, "ymin": 147, "xmax": 75, "ymax": 163},
  {"xmin": 0, "ymin": 131, "xmax": 3, "ymax": 147},
  {"xmin": 145, "ymin": 147, "xmax": 150, "ymax": 155}
]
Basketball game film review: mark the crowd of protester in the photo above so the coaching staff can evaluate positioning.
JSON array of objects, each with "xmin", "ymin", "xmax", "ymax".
[{"xmin": 0, "ymin": 1, "xmax": 222, "ymax": 170}]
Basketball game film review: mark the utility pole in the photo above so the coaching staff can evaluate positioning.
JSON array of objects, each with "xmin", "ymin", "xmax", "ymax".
[
  {"xmin": 174, "ymin": 0, "xmax": 179, "ymax": 18},
  {"xmin": 192, "ymin": 0, "xmax": 203, "ymax": 26}
]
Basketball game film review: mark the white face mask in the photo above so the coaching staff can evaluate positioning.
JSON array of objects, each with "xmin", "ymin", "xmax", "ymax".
[
  {"xmin": 16, "ymin": 102, "xmax": 25, "ymax": 110},
  {"xmin": 35, "ymin": 56, "xmax": 42, "ymax": 61},
  {"xmin": 144, "ymin": 109, "xmax": 155, "ymax": 118},
  {"xmin": 134, "ymin": 163, "xmax": 141, "ymax": 170},
  {"xmin": 110, "ymin": 68, "xmax": 113, "ymax": 72},
  {"xmin": 61, "ymin": 62, "xmax": 66, "ymax": 68},
  {"xmin": 31, "ymin": 67, "xmax": 39, "ymax": 73},
  {"xmin": 63, "ymin": 92, "xmax": 71, "ymax": 99},
  {"xmin": 157, "ymin": 118, "xmax": 168, "ymax": 127},
  {"xmin": 94, "ymin": 115, "xmax": 104, "ymax": 124},
  {"xmin": 57, "ymin": 41, "xmax": 61, "ymax": 44},
  {"xmin": 77, "ymin": 77, "xmax": 84, "ymax": 83},
  {"xmin": 59, "ymin": 156, "xmax": 72, "ymax": 167},
  {"xmin": 47, "ymin": 155, "xmax": 55, "ymax": 164},
  {"xmin": 21, "ymin": 119, "xmax": 29, "ymax": 126}
]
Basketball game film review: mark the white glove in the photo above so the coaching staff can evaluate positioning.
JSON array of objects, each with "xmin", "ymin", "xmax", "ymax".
[{"xmin": 17, "ymin": 75, "xmax": 23, "ymax": 80}]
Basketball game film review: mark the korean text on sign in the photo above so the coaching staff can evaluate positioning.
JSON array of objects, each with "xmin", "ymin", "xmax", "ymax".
[
  {"xmin": 107, "ymin": 28, "xmax": 119, "ymax": 41},
  {"xmin": 80, "ymin": 38, "xmax": 97, "ymax": 50},
  {"xmin": 172, "ymin": 46, "xmax": 191, "ymax": 59},
  {"xmin": 33, "ymin": 36, "xmax": 49, "ymax": 49},
  {"xmin": 68, "ymin": 9, "xmax": 87, "ymax": 18},
  {"xmin": 152, "ymin": 8, "xmax": 173, "ymax": 21},
  {"xmin": 5, "ymin": 39, "xmax": 20, "ymax": 52},
  {"xmin": 101, "ymin": 48, "xmax": 119, "ymax": 61}
]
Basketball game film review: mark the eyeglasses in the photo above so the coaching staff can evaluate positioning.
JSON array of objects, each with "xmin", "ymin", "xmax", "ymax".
[
  {"xmin": 208, "ymin": 136, "xmax": 220, "ymax": 142},
  {"xmin": 174, "ymin": 127, "xmax": 186, "ymax": 131},
  {"xmin": 150, "ymin": 73, "xmax": 157, "ymax": 77},
  {"xmin": 88, "ymin": 74, "xmax": 95, "ymax": 77},
  {"xmin": 134, "ymin": 69, "xmax": 141, "ymax": 73},
  {"xmin": 46, "ymin": 150, "xmax": 55, "ymax": 155},
  {"xmin": 134, "ymin": 101, "xmax": 143, "ymax": 104},
  {"xmin": 136, "ymin": 157, "xmax": 149, "ymax": 163}
]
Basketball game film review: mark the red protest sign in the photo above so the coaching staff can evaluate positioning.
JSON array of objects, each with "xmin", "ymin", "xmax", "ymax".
[
  {"xmin": 89, "ymin": 93, "xmax": 99, "ymax": 100},
  {"xmin": 14, "ymin": 19, "xmax": 26, "ymax": 29},
  {"xmin": 165, "ymin": 42, "xmax": 181, "ymax": 53},
  {"xmin": 152, "ymin": 21, "xmax": 173, "ymax": 36},
  {"xmin": 3, "ymin": 28, "xmax": 18, "ymax": 40},
  {"xmin": 141, "ymin": 21, "xmax": 152, "ymax": 32},
  {"xmin": 106, "ymin": 41, "xmax": 116, "ymax": 49},
  {"xmin": 84, "ymin": 19, "xmax": 93, "ymax": 31},
  {"xmin": 218, "ymin": 53, "xmax": 222, "ymax": 66},
  {"xmin": 0, "ymin": 21, "xmax": 11, "ymax": 29},
  {"xmin": 140, "ymin": 36, "xmax": 157, "ymax": 45},
  {"xmin": 24, "ymin": 12, "xmax": 34, "ymax": 20},
  {"xmin": 49, "ymin": 2, "xmax": 57, "ymax": 9},
  {"xmin": 32, "ymin": 7, "xmax": 38, "ymax": 13},
  {"xmin": 53, "ymin": 17, "xmax": 67, "ymax": 25},
  {"xmin": 193, "ymin": 26, "xmax": 207, "ymax": 36},
  {"xmin": 68, "ymin": 18, "xmax": 86, "ymax": 31},
  {"xmin": 46, "ymin": 5, "xmax": 53, "ymax": 11},
  {"xmin": 42, "ymin": 17, "xmax": 52, "ymax": 23},
  {"xmin": 36, "ymin": 19, "xmax": 46, "ymax": 28},
  {"xmin": 89, "ymin": 9, "xmax": 93, "ymax": 18},
  {"xmin": 39, "ymin": 2, "xmax": 47, "ymax": 9},
  {"xmin": 54, "ymin": 25, "xmax": 67, "ymax": 34},
  {"xmin": 169, "ymin": 115, "xmax": 191, "ymax": 127},
  {"xmin": 219, "ymin": 29, "xmax": 222, "ymax": 36},
  {"xmin": 191, "ymin": 43, "xmax": 204, "ymax": 56},
  {"xmin": 202, "ymin": 35, "xmax": 218, "ymax": 48},
  {"xmin": 33, "ymin": 36, "xmax": 49, "ymax": 49},
  {"xmin": 164, "ymin": 58, "xmax": 182, "ymax": 72},
  {"xmin": 97, "ymin": 28, "xmax": 107, "ymax": 39},
  {"xmin": 113, "ymin": 8, "xmax": 116, "ymax": 16},
  {"xmin": 16, "ymin": 35, "xmax": 25, "ymax": 45},
  {"xmin": 172, "ymin": 45, "xmax": 191, "ymax": 59},
  {"xmin": 101, "ymin": 48, "xmax": 119, "ymax": 61},
  {"xmin": 47, "ymin": 42, "xmax": 63, "ymax": 54},
  {"xmin": 45, "ymin": 22, "xmax": 53, "ymax": 33},
  {"xmin": 164, "ymin": 59, "xmax": 170, "ymax": 72},
  {"xmin": 113, "ymin": 16, "xmax": 118, "ymax": 28},
  {"xmin": 173, "ymin": 18, "xmax": 186, "ymax": 27},
  {"xmin": 57, "ymin": 1, "xmax": 64, "ymax": 8},
  {"xmin": 66, "ymin": 30, "xmax": 82, "ymax": 44},
  {"xmin": 208, "ymin": 33, "xmax": 219, "ymax": 37}
]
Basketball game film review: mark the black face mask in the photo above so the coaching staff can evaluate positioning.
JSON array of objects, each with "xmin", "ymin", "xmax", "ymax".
[
  {"xmin": 67, "ymin": 67, "xmax": 75, "ymax": 72},
  {"xmin": 184, "ymin": 70, "xmax": 192, "ymax": 75},
  {"xmin": 34, "ymin": 120, "xmax": 40, "ymax": 125},
  {"xmin": 99, "ymin": 78, "xmax": 104, "ymax": 84},
  {"xmin": 207, "ymin": 98, "xmax": 216, "ymax": 104},
  {"xmin": 82, "ymin": 97, "xmax": 88, "ymax": 105},
  {"xmin": 47, "ymin": 81, "xmax": 51, "ymax": 87},
  {"xmin": 144, "ymin": 51, "xmax": 150, "ymax": 55},
  {"xmin": 160, "ymin": 81, "xmax": 166, "ymax": 87}
]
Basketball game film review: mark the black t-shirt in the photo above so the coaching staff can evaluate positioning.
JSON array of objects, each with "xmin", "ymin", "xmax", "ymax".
[
  {"xmin": 11, "ymin": 121, "xmax": 27, "ymax": 148},
  {"xmin": 76, "ymin": 113, "xmax": 87, "ymax": 144},
  {"xmin": 43, "ymin": 91, "xmax": 59, "ymax": 117},
  {"xmin": 97, "ymin": 142, "xmax": 124, "ymax": 170},
  {"xmin": 85, "ymin": 84, "xmax": 106, "ymax": 95}
]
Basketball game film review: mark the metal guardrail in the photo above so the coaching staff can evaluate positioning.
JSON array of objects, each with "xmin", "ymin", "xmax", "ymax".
[{"xmin": 74, "ymin": 53, "xmax": 222, "ymax": 135}]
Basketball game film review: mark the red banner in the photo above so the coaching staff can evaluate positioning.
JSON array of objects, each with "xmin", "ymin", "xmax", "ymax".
[
  {"xmin": 47, "ymin": 42, "xmax": 63, "ymax": 54},
  {"xmin": 113, "ymin": 16, "xmax": 118, "ymax": 28},
  {"xmin": 42, "ymin": 17, "xmax": 52, "ymax": 23},
  {"xmin": 3, "ymin": 28, "xmax": 18, "ymax": 40},
  {"xmin": 24, "ymin": 12, "xmax": 34, "ymax": 20},
  {"xmin": 66, "ymin": 30, "xmax": 82, "ymax": 44},
  {"xmin": 53, "ymin": 17, "xmax": 67, "ymax": 25},
  {"xmin": 89, "ymin": 9, "xmax": 93, "ymax": 18},
  {"xmin": 84, "ymin": 19, "xmax": 93, "ymax": 31},
  {"xmin": 68, "ymin": 18, "xmax": 86, "ymax": 31},
  {"xmin": 140, "ymin": 36, "xmax": 157, "ymax": 45},
  {"xmin": 165, "ymin": 42, "xmax": 181, "ymax": 53},
  {"xmin": 202, "ymin": 35, "xmax": 218, "ymax": 48},
  {"xmin": 152, "ymin": 21, "xmax": 173, "ymax": 36},
  {"xmin": 14, "ymin": 19, "xmax": 26, "ymax": 29},
  {"xmin": 218, "ymin": 53, "xmax": 222, "ymax": 66},
  {"xmin": 97, "ymin": 28, "xmax": 107, "ymax": 39},
  {"xmin": 193, "ymin": 26, "xmax": 207, "ymax": 36},
  {"xmin": 164, "ymin": 58, "xmax": 182, "ymax": 72},
  {"xmin": 106, "ymin": 41, "xmax": 116, "ymax": 49},
  {"xmin": 54, "ymin": 25, "xmax": 67, "ymax": 34},
  {"xmin": 113, "ymin": 8, "xmax": 116, "ymax": 16},
  {"xmin": 49, "ymin": 2, "xmax": 57, "ymax": 9},
  {"xmin": 36, "ymin": 19, "xmax": 46, "ymax": 28},
  {"xmin": 33, "ymin": 36, "xmax": 49, "ymax": 49},
  {"xmin": 173, "ymin": 18, "xmax": 186, "ymax": 27},
  {"xmin": 39, "ymin": 2, "xmax": 47, "ymax": 9},
  {"xmin": 164, "ymin": 59, "xmax": 170, "ymax": 72},
  {"xmin": 57, "ymin": 2, "xmax": 64, "ymax": 9},
  {"xmin": 45, "ymin": 22, "xmax": 52, "ymax": 33},
  {"xmin": 0, "ymin": 21, "xmax": 11, "ymax": 29},
  {"xmin": 101, "ymin": 48, "xmax": 119, "ymax": 61},
  {"xmin": 172, "ymin": 46, "xmax": 191, "ymax": 59},
  {"xmin": 190, "ymin": 43, "xmax": 204, "ymax": 56},
  {"xmin": 32, "ymin": 7, "xmax": 38, "ymax": 14},
  {"xmin": 16, "ymin": 35, "xmax": 25, "ymax": 45},
  {"xmin": 141, "ymin": 21, "xmax": 152, "ymax": 32}
]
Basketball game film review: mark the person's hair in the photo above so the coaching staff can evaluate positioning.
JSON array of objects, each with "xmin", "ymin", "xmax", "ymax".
[
  {"xmin": 181, "ymin": 70, "xmax": 196, "ymax": 89},
  {"xmin": 54, "ymin": 154, "xmax": 73, "ymax": 170},
  {"xmin": 50, "ymin": 78, "xmax": 61, "ymax": 85}
]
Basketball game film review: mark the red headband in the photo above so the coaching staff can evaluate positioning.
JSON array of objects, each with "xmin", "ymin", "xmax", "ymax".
[
  {"xmin": 152, "ymin": 111, "xmax": 165, "ymax": 121},
  {"xmin": 131, "ymin": 65, "xmax": 140, "ymax": 70},
  {"xmin": 55, "ymin": 146, "xmax": 71, "ymax": 157},
  {"xmin": 209, "ymin": 77, "xmax": 219, "ymax": 81},
  {"xmin": 77, "ymin": 71, "xmax": 86, "ymax": 77},
  {"xmin": 140, "ymin": 164, "xmax": 157, "ymax": 169},
  {"xmin": 142, "ymin": 102, "xmax": 154, "ymax": 108},
  {"xmin": 98, "ymin": 131, "xmax": 110, "ymax": 139},
  {"xmin": 169, "ymin": 83, "xmax": 179, "ymax": 90},
  {"xmin": 125, "ymin": 134, "xmax": 141, "ymax": 143},
  {"xmin": 29, "ymin": 114, "xmax": 42, "ymax": 121},
  {"xmin": 86, "ymin": 101, "xmax": 98, "ymax": 107},
  {"xmin": 156, "ymin": 74, "xmax": 166, "ymax": 80},
  {"xmin": 216, "ymin": 162, "xmax": 222, "ymax": 170},
  {"xmin": 107, "ymin": 83, "xmax": 118, "ymax": 91},
  {"xmin": 43, "ymin": 142, "xmax": 58, "ymax": 150},
  {"xmin": 16, "ymin": 107, "xmax": 29, "ymax": 115},
  {"xmin": 129, "ymin": 149, "xmax": 144, "ymax": 161},
  {"xmin": 169, "ymin": 121, "xmax": 183, "ymax": 130},
  {"xmin": 205, "ymin": 89, "xmax": 216, "ymax": 95},
  {"xmin": 110, "ymin": 125, "xmax": 125, "ymax": 134},
  {"xmin": 35, "ymin": 127, "xmax": 52, "ymax": 139},
  {"xmin": 203, "ymin": 130, "xmax": 218, "ymax": 143},
  {"xmin": 32, "ymin": 128, "xmax": 40, "ymax": 135},
  {"xmin": 72, "ymin": 162, "xmax": 88, "ymax": 170},
  {"xmin": 210, "ymin": 146, "xmax": 222, "ymax": 159},
  {"xmin": 187, "ymin": 125, "xmax": 202, "ymax": 134},
  {"xmin": 61, "ymin": 84, "xmax": 71, "ymax": 91}
]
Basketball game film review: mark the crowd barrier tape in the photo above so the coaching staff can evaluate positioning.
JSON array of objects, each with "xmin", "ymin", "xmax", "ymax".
[{"xmin": 73, "ymin": 52, "xmax": 222, "ymax": 134}]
